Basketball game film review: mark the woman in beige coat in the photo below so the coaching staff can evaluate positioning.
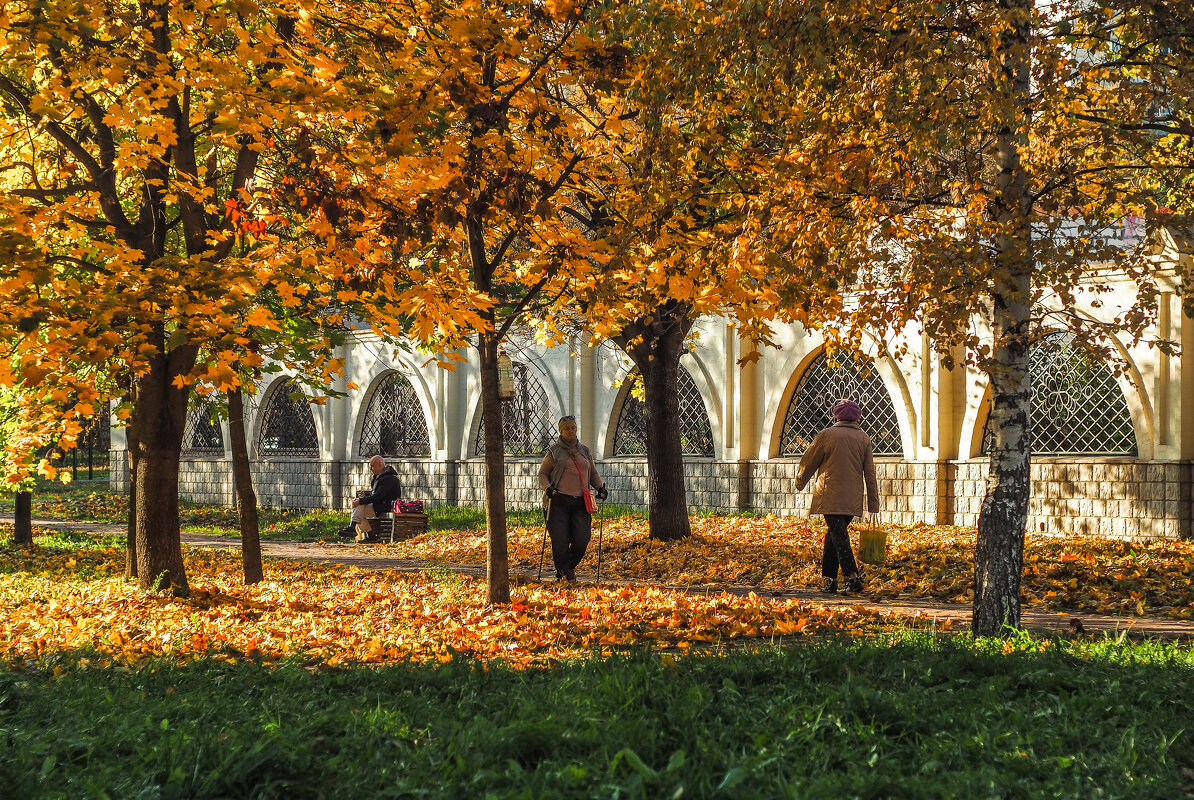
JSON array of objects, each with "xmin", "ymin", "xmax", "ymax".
[{"xmin": 795, "ymin": 399, "xmax": 881, "ymax": 594}]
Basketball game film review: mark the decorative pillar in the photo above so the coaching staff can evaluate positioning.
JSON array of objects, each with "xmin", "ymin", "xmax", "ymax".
[
  {"xmin": 737, "ymin": 330, "xmax": 763, "ymax": 511},
  {"xmin": 580, "ymin": 332, "xmax": 598, "ymax": 453},
  {"xmin": 330, "ymin": 340, "xmax": 352, "ymax": 510}
]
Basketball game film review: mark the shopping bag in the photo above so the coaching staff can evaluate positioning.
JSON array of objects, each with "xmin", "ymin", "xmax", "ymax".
[
  {"xmin": 856, "ymin": 525, "xmax": 887, "ymax": 565},
  {"xmin": 392, "ymin": 498, "xmax": 425, "ymax": 515}
]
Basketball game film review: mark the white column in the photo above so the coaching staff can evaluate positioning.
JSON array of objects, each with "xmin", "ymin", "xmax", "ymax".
[
  {"xmin": 738, "ymin": 330, "xmax": 762, "ymax": 460},
  {"xmin": 581, "ymin": 332, "xmax": 598, "ymax": 451},
  {"xmin": 724, "ymin": 322, "xmax": 737, "ymax": 459},
  {"xmin": 332, "ymin": 340, "xmax": 352, "ymax": 461}
]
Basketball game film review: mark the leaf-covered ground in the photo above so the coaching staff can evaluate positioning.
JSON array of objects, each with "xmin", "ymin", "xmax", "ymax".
[
  {"xmin": 4, "ymin": 510, "xmax": 1191, "ymax": 673},
  {"xmin": 382, "ymin": 515, "xmax": 1194, "ymax": 619},
  {"xmin": 1, "ymin": 531, "xmax": 934, "ymax": 671}
]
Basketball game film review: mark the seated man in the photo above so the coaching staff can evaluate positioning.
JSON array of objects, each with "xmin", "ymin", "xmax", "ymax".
[{"xmin": 338, "ymin": 455, "xmax": 403, "ymax": 541}]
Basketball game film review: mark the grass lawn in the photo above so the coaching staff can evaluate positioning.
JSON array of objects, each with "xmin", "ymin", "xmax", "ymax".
[
  {"xmin": 3, "ymin": 497, "xmax": 1194, "ymax": 797},
  {"xmin": 1, "ymin": 636, "xmax": 1192, "ymax": 799},
  {"xmin": 9, "ymin": 478, "xmax": 643, "ymax": 539}
]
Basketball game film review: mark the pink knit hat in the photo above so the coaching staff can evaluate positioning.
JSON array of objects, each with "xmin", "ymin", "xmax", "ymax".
[{"xmin": 832, "ymin": 400, "xmax": 862, "ymax": 421}]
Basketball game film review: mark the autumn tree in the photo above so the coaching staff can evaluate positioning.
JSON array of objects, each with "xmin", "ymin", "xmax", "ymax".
[
  {"xmin": 299, "ymin": 0, "xmax": 653, "ymax": 603},
  {"xmin": 0, "ymin": 384, "xmax": 34, "ymax": 546},
  {"xmin": 704, "ymin": 0, "xmax": 1178, "ymax": 634},
  {"xmin": 563, "ymin": 5, "xmax": 787, "ymax": 541},
  {"xmin": 0, "ymin": 1, "xmax": 351, "ymax": 592}
]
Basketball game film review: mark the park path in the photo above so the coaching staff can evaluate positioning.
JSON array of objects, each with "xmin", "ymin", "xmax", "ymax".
[{"xmin": 10, "ymin": 517, "xmax": 1193, "ymax": 641}]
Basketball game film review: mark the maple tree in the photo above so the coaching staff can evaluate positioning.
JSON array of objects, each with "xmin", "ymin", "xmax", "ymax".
[
  {"xmin": 581, "ymin": 7, "xmax": 791, "ymax": 542},
  {"xmin": 677, "ymin": 0, "xmax": 1181, "ymax": 635},
  {"xmin": 299, "ymin": 0, "xmax": 662, "ymax": 603},
  {"xmin": 0, "ymin": 0, "xmax": 351, "ymax": 593},
  {"xmin": 0, "ymin": 386, "xmax": 33, "ymax": 545}
]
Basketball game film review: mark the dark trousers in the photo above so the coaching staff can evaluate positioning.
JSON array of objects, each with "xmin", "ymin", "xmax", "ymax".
[
  {"xmin": 821, "ymin": 514, "xmax": 859, "ymax": 579},
  {"xmin": 547, "ymin": 493, "xmax": 591, "ymax": 576}
]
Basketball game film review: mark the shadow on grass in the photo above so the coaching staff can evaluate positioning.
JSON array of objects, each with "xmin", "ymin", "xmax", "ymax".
[{"xmin": 1, "ymin": 635, "xmax": 1191, "ymax": 799}]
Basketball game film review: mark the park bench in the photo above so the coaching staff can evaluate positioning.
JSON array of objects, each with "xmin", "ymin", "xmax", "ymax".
[{"xmin": 367, "ymin": 510, "xmax": 429, "ymax": 543}]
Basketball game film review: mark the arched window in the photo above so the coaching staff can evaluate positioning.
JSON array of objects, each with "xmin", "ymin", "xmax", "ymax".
[
  {"xmin": 358, "ymin": 372, "xmax": 430, "ymax": 457},
  {"xmin": 612, "ymin": 367, "xmax": 715, "ymax": 457},
  {"xmin": 981, "ymin": 332, "xmax": 1137, "ymax": 456},
  {"xmin": 779, "ymin": 351, "xmax": 903, "ymax": 456},
  {"xmin": 182, "ymin": 397, "xmax": 225, "ymax": 456},
  {"xmin": 256, "ymin": 380, "xmax": 319, "ymax": 458},
  {"xmin": 472, "ymin": 360, "xmax": 555, "ymax": 457}
]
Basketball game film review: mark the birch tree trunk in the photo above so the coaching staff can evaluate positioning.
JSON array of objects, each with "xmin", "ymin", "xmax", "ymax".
[{"xmin": 973, "ymin": 0, "xmax": 1034, "ymax": 637}]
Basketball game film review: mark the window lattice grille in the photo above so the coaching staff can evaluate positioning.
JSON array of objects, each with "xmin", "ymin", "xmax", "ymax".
[
  {"xmin": 981, "ymin": 332, "xmax": 1137, "ymax": 456},
  {"xmin": 472, "ymin": 361, "xmax": 556, "ymax": 457},
  {"xmin": 358, "ymin": 372, "xmax": 430, "ymax": 457},
  {"xmin": 779, "ymin": 352, "xmax": 903, "ymax": 456},
  {"xmin": 257, "ymin": 380, "xmax": 319, "ymax": 458},
  {"xmin": 612, "ymin": 367, "xmax": 715, "ymax": 457},
  {"xmin": 182, "ymin": 398, "xmax": 225, "ymax": 456}
]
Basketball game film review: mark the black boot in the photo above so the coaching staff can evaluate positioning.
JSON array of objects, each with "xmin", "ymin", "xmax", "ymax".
[
  {"xmin": 822, "ymin": 578, "xmax": 837, "ymax": 594},
  {"xmin": 337, "ymin": 525, "xmax": 355, "ymax": 540},
  {"xmin": 844, "ymin": 577, "xmax": 864, "ymax": 594}
]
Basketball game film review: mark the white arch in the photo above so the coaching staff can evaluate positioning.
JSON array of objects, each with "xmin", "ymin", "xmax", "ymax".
[
  {"xmin": 254, "ymin": 375, "xmax": 322, "ymax": 459},
  {"xmin": 603, "ymin": 359, "xmax": 720, "ymax": 460},
  {"xmin": 766, "ymin": 339, "xmax": 914, "ymax": 459},
  {"xmin": 464, "ymin": 356, "xmax": 560, "ymax": 459},
  {"xmin": 963, "ymin": 330, "xmax": 1149, "ymax": 458},
  {"xmin": 354, "ymin": 368, "xmax": 435, "ymax": 458}
]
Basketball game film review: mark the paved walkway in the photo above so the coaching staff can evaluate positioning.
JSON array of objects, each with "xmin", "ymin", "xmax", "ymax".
[{"xmin": 10, "ymin": 517, "xmax": 1194, "ymax": 641}]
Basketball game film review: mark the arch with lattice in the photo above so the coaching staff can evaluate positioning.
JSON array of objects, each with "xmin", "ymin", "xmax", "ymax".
[
  {"xmin": 256, "ymin": 379, "xmax": 319, "ymax": 458},
  {"xmin": 979, "ymin": 332, "xmax": 1137, "ymax": 456},
  {"xmin": 471, "ymin": 360, "xmax": 556, "ymax": 457},
  {"xmin": 778, "ymin": 350, "xmax": 903, "ymax": 456},
  {"xmin": 611, "ymin": 367, "xmax": 715, "ymax": 457},
  {"xmin": 358, "ymin": 371, "xmax": 431, "ymax": 457},
  {"xmin": 182, "ymin": 396, "xmax": 225, "ymax": 457}
]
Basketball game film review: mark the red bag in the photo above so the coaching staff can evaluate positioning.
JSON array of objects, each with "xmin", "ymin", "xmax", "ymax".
[
  {"xmin": 392, "ymin": 498, "xmax": 424, "ymax": 515},
  {"xmin": 566, "ymin": 449, "xmax": 599, "ymax": 514}
]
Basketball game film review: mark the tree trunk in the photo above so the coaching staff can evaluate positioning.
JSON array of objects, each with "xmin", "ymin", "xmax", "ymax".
[
  {"xmin": 125, "ymin": 408, "xmax": 139, "ymax": 579},
  {"xmin": 228, "ymin": 389, "xmax": 263, "ymax": 584},
  {"xmin": 615, "ymin": 301, "xmax": 695, "ymax": 541},
  {"xmin": 973, "ymin": 0, "xmax": 1033, "ymax": 637},
  {"xmin": 13, "ymin": 491, "xmax": 33, "ymax": 546},
  {"xmin": 131, "ymin": 341, "xmax": 196, "ymax": 595},
  {"xmin": 478, "ymin": 334, "xmax": 511, "ymax": 604}
]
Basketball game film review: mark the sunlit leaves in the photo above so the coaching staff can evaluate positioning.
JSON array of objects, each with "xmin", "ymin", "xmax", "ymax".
[
  {"xmin": 381, "ymin": 515, "xmax": 1194, "ymax": 619},
  {"xmin": 0, "ymin": 536, "xmax": 903, "ymax": 670}
]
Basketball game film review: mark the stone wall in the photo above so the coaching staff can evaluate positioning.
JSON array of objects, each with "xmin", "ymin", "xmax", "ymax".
[
  {"xmin": 950, "ymin": 459, "xmax": 1191, "ymax": 540},
  {"xmin": 113, "ymin": 451, "xmax": 1192, "ymax": 540}
]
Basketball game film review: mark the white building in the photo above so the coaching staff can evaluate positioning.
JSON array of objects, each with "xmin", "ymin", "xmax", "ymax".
[{"xmin": 112, "ymin": 235, "xmax": 1194, "ymax": 540}]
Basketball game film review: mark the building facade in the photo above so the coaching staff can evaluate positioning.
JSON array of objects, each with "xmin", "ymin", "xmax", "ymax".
[{"xmin": 111, "ymin": 240, "xmax": 1194, "ymax": 540}]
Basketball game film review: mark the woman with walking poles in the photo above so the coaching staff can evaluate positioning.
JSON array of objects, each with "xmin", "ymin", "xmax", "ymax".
[
  {"xmin": 795, "ymin": 399, "xmax": 881, "ymax": 594},
  {"xmin": 538, "ymin": 415, "xmax": 608, "ymax": 582}
]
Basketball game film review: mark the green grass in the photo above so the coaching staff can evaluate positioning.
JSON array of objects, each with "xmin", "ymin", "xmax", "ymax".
[
  {"xmin": 9, "ymin": 479, "xmax": 651, "ymax": 541},
  {"xmin": 1, "ymin": 633, "xmax": 1192, "ymax": 799}
]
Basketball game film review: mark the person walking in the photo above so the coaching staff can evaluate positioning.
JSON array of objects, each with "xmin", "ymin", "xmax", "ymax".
[
  {"xmin": 338, "ymin": 455, "xmax": 403, "ymax": 542},
  {"xmin": 538, "ymin": 415, "xmax": 608, "ymax": 582},
  {"xmin": 795, "ymin": 399, "xmax": 881, "ymax": 594}
]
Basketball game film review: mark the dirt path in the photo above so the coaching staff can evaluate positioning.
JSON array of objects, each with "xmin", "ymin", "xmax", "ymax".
[{"xmin": 10, "ymin": 517, "xmax": 1193, "ymax": 641}]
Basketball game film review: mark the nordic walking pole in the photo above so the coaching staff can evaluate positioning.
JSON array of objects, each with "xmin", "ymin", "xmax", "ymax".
[
  {"xmin": 596, "ymin": 498, "xmax": 605, "ymax": 583},
  {"xmin": 537, "ymin": 493, "xmax": 551, "ymax": 581}
]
